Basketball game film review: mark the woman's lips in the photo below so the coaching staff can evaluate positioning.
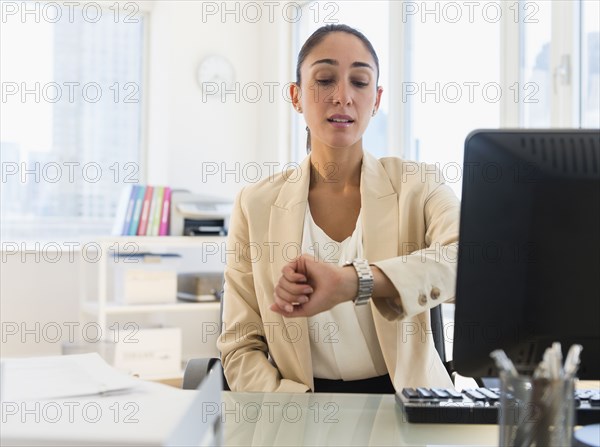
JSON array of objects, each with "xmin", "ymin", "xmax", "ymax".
[{"xmin": 327, "ymin": 114, "xmax": 354, "ymax": 128}]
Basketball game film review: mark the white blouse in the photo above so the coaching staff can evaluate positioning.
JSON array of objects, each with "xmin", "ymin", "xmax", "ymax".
[{"xmin": 302, "ymin": 206, "xmax": 388, "ymax": 380}]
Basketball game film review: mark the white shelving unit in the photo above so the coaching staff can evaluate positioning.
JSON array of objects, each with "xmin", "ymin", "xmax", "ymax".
[
  {"xmin": 80, "ymin": 236, "xmax": 225, "ymax": 331},
  {"xmin": 79, "ymin": 236, "xmax": 226, "ymax": 380}
]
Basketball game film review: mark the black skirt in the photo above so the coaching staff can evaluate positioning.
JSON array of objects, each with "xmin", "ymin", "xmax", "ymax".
[{"xmin": 313, "ymin": 374, "xmax": 395, "ymax": 394}]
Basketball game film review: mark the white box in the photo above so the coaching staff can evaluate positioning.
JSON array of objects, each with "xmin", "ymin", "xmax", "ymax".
[
  {"xmin": 112, "ymin": 327, "xmax": 182, "ymax": 379},
  {"xmin": 112, "ymin": 254, "xmax": 180, "ymax": 304}
]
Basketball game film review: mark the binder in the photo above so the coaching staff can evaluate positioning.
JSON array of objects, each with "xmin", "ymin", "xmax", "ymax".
[
  {"xmin": 121, "ymin": 185, "xmax": 139, "ymax": 236},
  {"xmin": 159, "ymin": 187, "xmax": 172, "ymax": 236},
  {"xmin": 149, "ymin": 186, "xmax": 165, "ymax": 236},
  {"xmin": 137, "ymin": 186, "xmax": 154, "ymax": 236},
  {"xmin": 128, "ymin": 185, "xmax": 146, "ymax": 235}
]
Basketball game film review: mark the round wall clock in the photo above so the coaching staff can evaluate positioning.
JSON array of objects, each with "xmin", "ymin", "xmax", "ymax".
[{"xmin": 196, "ymin": 55, "xmax": 235, "ymax": 93}]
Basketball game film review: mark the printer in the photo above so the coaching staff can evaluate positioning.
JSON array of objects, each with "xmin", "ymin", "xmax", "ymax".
[{"xmin": 170, "ymin": 191, "xmax": 233, "ymax": 236}]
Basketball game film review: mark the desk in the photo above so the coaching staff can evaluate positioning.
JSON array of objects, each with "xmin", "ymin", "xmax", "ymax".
[
  {"xmin": 1, "ymin": 385, "xmax": 498, "ymax": 446},
  {"xmin": 222, "ymin": 392, "xmax": 498, "ymax": 446}
]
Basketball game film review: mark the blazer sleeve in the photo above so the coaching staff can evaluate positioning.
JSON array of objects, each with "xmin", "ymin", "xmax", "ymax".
[
  {"xmin": 371, "ymin": 168, "xmax": 460, "ymax": 321},
  {"xmin": 216, "ymin": 188, "xmax": 310, "ymax": 393}
]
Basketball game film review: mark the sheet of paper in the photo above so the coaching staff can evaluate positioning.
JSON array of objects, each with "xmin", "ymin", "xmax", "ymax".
[{"xmin": 0, "ymin": 353, "xmax": 139, "ymax": 402}]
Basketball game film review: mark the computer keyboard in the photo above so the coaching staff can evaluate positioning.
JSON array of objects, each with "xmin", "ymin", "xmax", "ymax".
[{"xmin": 396, "ymin": 387, "xmax": 600, "ymax": 424}]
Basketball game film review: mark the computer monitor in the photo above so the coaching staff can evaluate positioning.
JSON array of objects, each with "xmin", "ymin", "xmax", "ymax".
[{"xmin": 453, "ymin": 129, "xmax": 600, "ymax": 380}]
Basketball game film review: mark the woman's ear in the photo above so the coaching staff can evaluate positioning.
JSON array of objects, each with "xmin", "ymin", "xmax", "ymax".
[
  {"xmin": 372, "ymin": 85, "xmax": 383, "ymax": 116},
  {"xmin": 290, "ymin": 82, "xmax": 302, "ymax": 113}
]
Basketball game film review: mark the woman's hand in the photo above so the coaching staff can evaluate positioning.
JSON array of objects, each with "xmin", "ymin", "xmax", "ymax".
[{"xmin": 270, "ymin": 254, "xmax": 358, "ymax": 317}]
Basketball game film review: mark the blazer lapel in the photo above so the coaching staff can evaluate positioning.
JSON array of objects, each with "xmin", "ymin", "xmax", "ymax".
[
  {"xmin": 360, "ymin": 152, "xmax": 401, "ymax": 377},
  {"xmin": 268, "ymin": 155, "xmax": 312, "ymax": 387},
  {"xmin": 361, "ymin": 152, "xmax": 399, "ymax": 261}
]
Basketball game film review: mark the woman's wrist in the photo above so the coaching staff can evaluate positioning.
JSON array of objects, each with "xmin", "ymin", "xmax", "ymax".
[{"xmin": 339, "ymin": 264, "xmax": 359, "ymax": 304}]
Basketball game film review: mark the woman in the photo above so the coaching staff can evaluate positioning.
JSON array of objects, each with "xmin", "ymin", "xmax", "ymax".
[{"xmin": 217, "ymin": 24, "xmax": 460, "ymax": 393}]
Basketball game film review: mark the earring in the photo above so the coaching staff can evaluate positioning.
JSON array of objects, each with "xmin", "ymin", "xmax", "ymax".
[
  {"xmin": 295, "ymin": 105, "xmax": 302, "ymax": 113},
  {"xmin": 372, "ymin": 109, "xmax": 377, "ymax": 116}
]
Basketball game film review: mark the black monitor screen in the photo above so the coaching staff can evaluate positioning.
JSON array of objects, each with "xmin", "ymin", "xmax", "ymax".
[{"xmin": 453, "ymin": 129, "xmax": 600, "ymax": 379}]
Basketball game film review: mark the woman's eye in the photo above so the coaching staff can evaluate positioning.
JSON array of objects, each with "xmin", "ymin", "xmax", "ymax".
[
  {"xmin": 316, "ymin": 79, "xmax": 334, "ymax": 86},
  {"xmin": 353, "ymin": 81, "xmax": 369, "ymax": 88}
]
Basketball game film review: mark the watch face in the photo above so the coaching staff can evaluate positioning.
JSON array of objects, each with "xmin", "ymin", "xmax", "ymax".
[{"xmin": 197, "ymin": 55, "xmax": 235, "ymax": 91}]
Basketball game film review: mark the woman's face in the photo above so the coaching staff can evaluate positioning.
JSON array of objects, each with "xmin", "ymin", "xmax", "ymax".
[{"xmin": 293, "ymin": 32, "xmax": 382, "ymax": 152}]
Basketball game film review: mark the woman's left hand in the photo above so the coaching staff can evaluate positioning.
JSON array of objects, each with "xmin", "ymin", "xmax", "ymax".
[{"xmin": 270, "ymin": 254, "xmax": 357, "ymax": 317}]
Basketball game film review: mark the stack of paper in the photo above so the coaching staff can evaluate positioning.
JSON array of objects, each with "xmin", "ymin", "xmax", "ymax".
[{"xmin": 0, "ymin": 353, "xmax": 139, "ymax": 402}]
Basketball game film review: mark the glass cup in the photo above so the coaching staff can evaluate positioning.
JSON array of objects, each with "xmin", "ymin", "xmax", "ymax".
[{"xmin": 498, "ymin": 371, "xmax": 575, "ymax": 447}]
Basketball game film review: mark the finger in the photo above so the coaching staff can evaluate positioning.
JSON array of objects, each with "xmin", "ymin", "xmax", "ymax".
[
  {"xmin": 270, "ymin": 302, "xmax": 307, "ymax": 318},
  {"xmin": 281, "ymin": 263, "xmax": 307, "ymax": 283},
  {"xmin": 275, "ymin": 277, "xmax": 313, "ymax": 299},
  {"xmin": 271, "ymin": 296, "xmax": 299, "ymax": 315},
  {"xmin": 296, "ymin": 255, "xmax": 308, "ymax": 278},
  {"xmin": 273, "ymin": 290, "xmax": 309, "ymax": 308}
]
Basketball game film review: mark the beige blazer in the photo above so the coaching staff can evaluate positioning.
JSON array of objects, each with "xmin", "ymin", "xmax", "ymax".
[{"xmin": 217, "ymin": 151, "xmax": 460, "ymax": 392}]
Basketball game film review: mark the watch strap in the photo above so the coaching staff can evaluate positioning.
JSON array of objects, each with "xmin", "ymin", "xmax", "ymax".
[{"xmin": 345, "ymin": 258, "xmax": 374, "ymax": 305}]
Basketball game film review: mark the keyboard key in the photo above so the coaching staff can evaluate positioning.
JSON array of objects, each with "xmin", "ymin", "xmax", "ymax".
[
  {"xmin": 444, "ymin": 388, "xmax": 463, "ymax": 400},
  {"xmin": 416, "ymin": 387, "xmax": 435, "ymax": 399},
  {"xmin": 430, "ymin": 388, "xmax": 450, "ymax": 398},
  {"xmin": 477, "ymin": 387, "xmax": 500, "ymax": 401},
  {"xmin": 402, "ymin": 388, "xmax": 419, "ymax": 400},
  {"xmin": 464, "ymin": 389, "xmax": 486, "ymax": 401}
]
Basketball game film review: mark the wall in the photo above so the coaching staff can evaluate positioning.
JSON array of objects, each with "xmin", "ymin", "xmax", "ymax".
[{"xmin": 146, "ymin": 1, "xmax": 294, "ymax": 199}]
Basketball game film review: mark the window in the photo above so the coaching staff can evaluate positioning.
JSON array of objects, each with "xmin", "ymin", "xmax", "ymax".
[
  {"xmin": 404, "ymin": 3, "xmax": 501, "ymax": 196},
  {"xmin": 581, "ymin": 0, "xmax": 600, "ymax": 127},
  {"xmin": 291, "ymin": 0, "xmax": 599, "ymax": 188},
  {"xmin": 520, "ymin": 1, "xmax": 552, "ymax": 127},
  {"xmin": 1, "ymin": 3, "xmax": 146, "ymax": 241}
]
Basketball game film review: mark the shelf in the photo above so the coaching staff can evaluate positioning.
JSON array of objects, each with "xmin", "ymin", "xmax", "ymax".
[
  {"xmin": 91, "ymin": 236, "xmax": 226, "ymax": 247},
  {"xmin": 82, "ymin": 300, "xmax": 221, "ymax": 315}
]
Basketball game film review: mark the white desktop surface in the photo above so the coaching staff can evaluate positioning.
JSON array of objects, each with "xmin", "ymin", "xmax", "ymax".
[
  {"xmin": 223, "ymin": 391, "xmax": 498, "ymax": 446},
  {"xmin": 1, "ymin": 383, "xmax": 498, "ymax": 446},
  {"xmin": 1, "ymin": 381, "xmax": 196, "ymax": 446}
]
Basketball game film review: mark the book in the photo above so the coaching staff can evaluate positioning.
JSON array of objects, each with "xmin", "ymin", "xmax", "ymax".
[
  {"xmin": 111, "ymin": 184, "xmax": 135, "ymax": 236},
  {"xmin": 121, "ymin": 185, "xmax": 139, "ymax": 236},
  {"xmin": 128, "ymin": 185, "xmax": 146, "ymax": 236},
  {"xmin": 145, "ymin": 186, "xmax": 159, "ymax": 236},
  {"xmin": 159, "ymin": 187, "xmax": 172, "ymax": 236},
  {"xmin": 149, "ymin": 186, "xmax": 165, "ymax": 236},
  {"xmin": 137, "ymin": 186, "xmax": 154, "ymax": 236}
]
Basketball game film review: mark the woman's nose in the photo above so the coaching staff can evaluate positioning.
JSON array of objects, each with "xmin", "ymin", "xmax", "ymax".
[{"xmin": 332, "ymin": 81, "xmax": 352, "ymax": 105}]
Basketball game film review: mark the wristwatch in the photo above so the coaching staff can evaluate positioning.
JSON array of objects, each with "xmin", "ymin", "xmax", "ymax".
[{"xmin": 344, "ymin": 258, "xmax": 374, "ymax": 305}]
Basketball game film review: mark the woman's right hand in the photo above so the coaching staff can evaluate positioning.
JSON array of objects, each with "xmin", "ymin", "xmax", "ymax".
[{"xmin": 270, "ymin": 254, "xmax": 358, "ymax": 317}]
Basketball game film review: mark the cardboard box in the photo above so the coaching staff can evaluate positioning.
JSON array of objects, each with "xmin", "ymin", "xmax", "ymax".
[
  {"xmin": 112, "ymin": 254, "xmax": 180, "ymax": 304},
  {"xmin": 177, "ymin": 272, "xmax": 223, "ymax": 302},
  {"xmin": 112, "ymin": 327, "xmax": 182, "ymax": 379}
]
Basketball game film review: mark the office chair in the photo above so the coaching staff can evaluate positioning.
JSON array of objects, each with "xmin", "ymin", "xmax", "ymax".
[
  {"xmin": 182, "ymin": 300, "xmax": 452, "ymax": 390},
  {"xmin": 182, "ymin": 288, "xmax": 230, "ymax": 391}
]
